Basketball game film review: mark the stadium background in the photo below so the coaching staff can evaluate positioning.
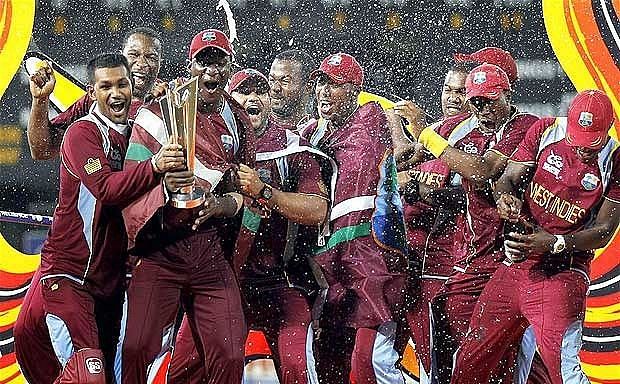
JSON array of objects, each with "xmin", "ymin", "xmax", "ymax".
[{"xmin": 4, "ymin": 0, "xmax": 620, "ymax": 383}]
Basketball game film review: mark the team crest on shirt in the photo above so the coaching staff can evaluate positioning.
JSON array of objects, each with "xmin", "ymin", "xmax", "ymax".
[
  {"xmin": 257, "ymin": 168, "xmax": 271, "ymax": 183},
  {"xmin": 578, "ymin": 112, "xmax": 594, "ymax": 127},
  {"xmin": 473, "ymin": 71, "xmax": 487, "ymax": 84},
  {"xmin": 542, "ymin": 150, "xmax": 563, "ymax": 179},
  {"xmin": 84, "ymin": 158, "xmax": 102, "ymax": 175},
  {"xmin": 581, "ymin": 172, "xmax": 599, "ymax": 191},
  {"xmin": 221, "ymin": 134, "xmax": 233, "ymax": 151},
  {"xmin": 328, "ymin": 54, "xmax": 343, "ymax": 66},
  {"xmin": 462, "ymin": 142, "xmax": 479, "ymax": 154}
]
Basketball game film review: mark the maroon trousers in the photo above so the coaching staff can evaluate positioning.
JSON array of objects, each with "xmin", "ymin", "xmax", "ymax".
[
  {"xmin": 451, "ymin": 262, "xmax": 588, "ymax": 384},
  {"xmin": 430, "ymin": 265, "xmax": 497, "ymax": 383},
  {"xmin": 168, "ymin": 286, "xmax": 315, "ymax": 384},
  {"xmin": 115, "ymin": 235, "xmax": 246, "ymax": 384},
  {"xmin": 15, "ymin": 270, "xmax": 121, "ymax": 384},
  {"xmin": 404, "ymin": 277, "xmax": 445, "ymax": 381}
]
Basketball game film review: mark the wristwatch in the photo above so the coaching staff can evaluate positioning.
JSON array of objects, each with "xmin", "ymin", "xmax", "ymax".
[
  {"xmin": 551, "ymin": 234, "xmax": 566, "ymax": 254},
  {"xmin": 257, "ymin": 184, "xmax": 273, "ymax": 206}
]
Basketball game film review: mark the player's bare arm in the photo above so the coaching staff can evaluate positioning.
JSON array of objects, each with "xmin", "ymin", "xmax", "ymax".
[
  {"xmin": 27, "ymin": 61, "xmax": 63, "ymax": 160},
  {"xmin": 505, "ymin": 200, "xmax": 620, "ymax": 256},
  {"xmin": 561, "ymin": 199, "xmax": 620, "ymax": 252},
  {"xmin": 493, "ymin": 160, "xmax": 534, "ymax": 221},
  {"xmin": 395, "ymin": 99, "xmax": 507, "ymax": 183},
  {"xmin": 192, "ymin": 192, "xmax": 243, "ymax": 231},
  {"xmin": 238, "ymin": 163, "xmax": 328, "ymax": 226}
]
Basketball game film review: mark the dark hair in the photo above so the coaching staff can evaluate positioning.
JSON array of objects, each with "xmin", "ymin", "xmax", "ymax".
[
  {"xmin": 122, "ymin": 27, "xmax": 161, "ymax": 50},
  {"xmin": 274, "ymin": 49, "xmax": 316, "ymax": 83},
  {"xmin": 87, "ymin": 53, "xmax": 131, "ymax": 84}
]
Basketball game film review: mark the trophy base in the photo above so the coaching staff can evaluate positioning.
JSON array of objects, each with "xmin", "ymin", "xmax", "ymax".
[{"xmin": 170, "ymin": 187, "xmax": 206, "ymax": 209}]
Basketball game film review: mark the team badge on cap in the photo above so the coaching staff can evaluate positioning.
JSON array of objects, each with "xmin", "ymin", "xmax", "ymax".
[
  {"xmin": 581, "ymin": 172, "xmax": 599, "ymax": 191},
  {"xmin": 473, "ymin": 71, "xmax": 487, "ymax": 85},
  {"xmin": 578, "ymin": 111, "xmax": 594, "ymax": 127},
  {"xmin": 327, "ymin": 54, "xmax": 343, "ymax": 66},
  {"xmin": 202, "ymin": 31, "xmax": 217, "ymax": 41}
]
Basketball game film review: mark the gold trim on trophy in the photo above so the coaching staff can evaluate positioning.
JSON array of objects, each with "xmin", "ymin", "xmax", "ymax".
[{"xmin": 159, "ymin": 76, "xmax": 206, "ymax": 209}]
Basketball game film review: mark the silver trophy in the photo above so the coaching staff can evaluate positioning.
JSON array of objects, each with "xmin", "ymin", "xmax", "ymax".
[{"xmin": 159, "ymin": 76, "xmax": 205, "ymax": 209}]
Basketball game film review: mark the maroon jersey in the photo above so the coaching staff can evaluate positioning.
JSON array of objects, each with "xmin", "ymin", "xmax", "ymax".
[
  {"xmin": 511, "ymin": 117, "xmax": 620, "ymax": 272},
  {"xmin": 50, "ymin": 95, "xmax": 143, "ymax": 139},
  {"xmin": 240, "ymin": 120, "xmax": 327, "ymax": 286},
  {"xmin": 405, "ymin": 156, "xmax": 466, "ymax": 277},
  {"xmin": 40, "ymin": 105, "xmax": 160, "ymax": 298},
  {"xmin": 123, "ymin": 92, "xmax": 256, "ymax": 264},
  {"xmin": 436, "ymin": 109, "xmax": 539, "ymax": 270}
]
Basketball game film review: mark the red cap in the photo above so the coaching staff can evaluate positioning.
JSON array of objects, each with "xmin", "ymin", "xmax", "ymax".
[
  {"xmin": 227, "ymin": 68, "xmax": 269, "ymax": 92},
  {"xmin": 189, "ymin": 29, "xmax": 233, "ymax": 59},
  {"xmin": 566, "ymin": 90, "xmax": 614, "ymax": 148},
  {"xmin": 310, "ymin": 53, "xmax": 364, "ymax": 86},
  {"xmin": 465, "ymin": 64, "xmax": 511, "ymax": 100},
  {"xmin": 454, "ymin": 47, "xmax": 518, "ymax": 84}
]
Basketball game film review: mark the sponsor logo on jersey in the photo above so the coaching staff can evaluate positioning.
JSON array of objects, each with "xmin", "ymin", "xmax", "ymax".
[
  {"xmin": 84, "ymin": 158, "xmax": 102, "ymax": 175},
  {"xmin": 581, "ymin": 172, "xmax": 599, "ymax": 191},
  {"xmin": 578, "ymin": 112, "xmax": 593, "ymax": 127},
  {"xmin": 529, "ymin": 182, "xmax": 586, "ymax": 224},
  {"xmin": 85, "ymin": 357, "xmax": 103, "ymax": 374},
  {"xmin": 462, "ymin": 142, "xmax": 479, "ymax": 154},
  {"xmin": 473, "ymin": 71, "xmax": 487, "ymax": 84},
  {"xmin": 109, "ymin": 146, "xmax": 123, "ymax": 171},
  {"xmin": 542, "ymin": 150, "xmax": 563, "ymax": 179},
  {"xmin": 221, "ymin": 134, "xmax": 233, "ymax": 151}
]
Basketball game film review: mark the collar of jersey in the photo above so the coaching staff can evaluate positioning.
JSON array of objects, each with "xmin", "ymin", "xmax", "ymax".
[{"xmin": 92, "ymin": 103, "xmax": 129, "ymax": 136}]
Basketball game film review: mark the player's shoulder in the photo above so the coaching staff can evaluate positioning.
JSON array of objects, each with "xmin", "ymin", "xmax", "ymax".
[
  {"xmin": 437, "ymin": 112, "xmax": 472, "ymax": 136},
  {"xmin": 297, "ymin": 117, "xmax": 319, "ymax": 140},
  {"xmin": 506, "ymin": 109, "xmax": 540, "ymax": 131},
  {"xmin": 357, "ymin": 101, "xmax": 387, "ymax": 122},
  {"xmin": 355, "ymin": 102, "xmax": 388, "ymax": 137}
]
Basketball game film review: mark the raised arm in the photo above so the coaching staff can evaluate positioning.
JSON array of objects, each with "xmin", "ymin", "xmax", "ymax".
[{"xmin": 27, "ymin": 62, "xmax": 62, "ymax": 159}]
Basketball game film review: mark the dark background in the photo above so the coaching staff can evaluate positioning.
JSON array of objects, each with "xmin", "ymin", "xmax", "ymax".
[{"xmin": 0, "ymin": 0, "xmax": 574, "ymax": 251}]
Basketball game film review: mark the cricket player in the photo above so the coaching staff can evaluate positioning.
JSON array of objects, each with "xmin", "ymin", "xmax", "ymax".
[
  {"xmin": 395, "ymin": 63, "xmax": 539, "ymax": 383},
  {"xmin": 299, "ymin": 52, "xmax": 408, "ymax": 384},
  {"xmin": 26, "ymin": 27, "xmax": 164, "ymax": 160},
  {"xmin": 115, "ymin": 29, "xmax": 255, "ymax": 384},
  {"xmin": 14, "ymin": 53, "xmax": 184, "ymax": 384},
  {"xmin": 397, "ymin": 61, "xmax": 469, "ymax": 382},
  {"xmin": 452, "ymin": 89, "xmax": 620, "ymax": 384}
]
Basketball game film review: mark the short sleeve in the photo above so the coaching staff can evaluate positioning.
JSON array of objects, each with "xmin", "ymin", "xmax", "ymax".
[
  {"xmin": 291, "ymin": 152, "xmax": 328, "ymax": 197},
  {"xmin": 491, "ymin": 114, "xmax": 539, "ymax": 158},
  {"xmin": 510, "ymin": 119, "xmax": 551, "ymax": 164}
]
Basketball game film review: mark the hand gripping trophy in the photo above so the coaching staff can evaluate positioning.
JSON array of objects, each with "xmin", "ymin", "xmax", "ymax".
[{"xmin": 159, "ymin": 77, "xmax": 206, "ymax": 208}]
